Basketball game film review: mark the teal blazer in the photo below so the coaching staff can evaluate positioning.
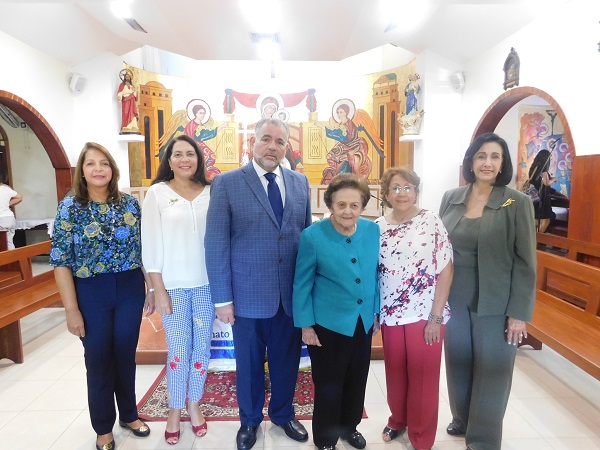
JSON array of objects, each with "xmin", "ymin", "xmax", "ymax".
[
  {"xmin": 293, "ymin": 217, "xmax": 380, "ymax": 337},
  {"xmin": 439, "ymin": 185, "xmax": 536, "ymax": 321}
]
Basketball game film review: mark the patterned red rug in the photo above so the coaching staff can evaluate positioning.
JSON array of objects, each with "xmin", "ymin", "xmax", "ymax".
[{"xmin": 138, "ymin": 368, "xmax": 317, "ymax": 421}]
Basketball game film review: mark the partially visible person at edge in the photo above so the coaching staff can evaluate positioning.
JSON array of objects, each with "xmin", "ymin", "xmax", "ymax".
[
  {"xmin": 50, "ymin": 142, "xmax": 154, "ymax": 450},
  {"xmin": 528, "ymin": 149, "xmax": 558, "ymax": 233},
  {"xmin": 293, "ymin": 174, "xmax": 380, "ymax": 450},
  {"xmin": 439, "ymin": 133, "xmax": 536, "ymax": 450},
  {"xmin": 141, "ymin": 135, "xmax": 215, "ymax": 445},
  {"xmin": 376, "ymin": 166, "xmax": 454, "ymax": 450},
  {"xmin": 0, "ymin": 171, "xmax": 23, "ymax": 250},
  {"xmin": 205, "ymin": 118, "xmax": 312, "ymax": 450}
]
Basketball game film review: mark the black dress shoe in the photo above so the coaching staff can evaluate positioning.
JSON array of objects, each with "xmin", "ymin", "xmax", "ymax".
[
  {"xmin": 446, "ymin": 422, "xmax": 465, "ymax": 436},
  {"xmin": 236, "ymin": 425, "xmax": 258, "ymax": 450},
  {"xmin": 342, "ymin": 430, "xmax": 366, "ymax": 449},
  {"xmin": 274, "ymin": 419, "xmax": 308, "ymax": 442},
  {"xmin": 95, "ymin": 440, "xmax": 115, "ymax": 450},
  {"xmin": 118, "ymin": 420, "xmax": 151, "ymax": 437}
]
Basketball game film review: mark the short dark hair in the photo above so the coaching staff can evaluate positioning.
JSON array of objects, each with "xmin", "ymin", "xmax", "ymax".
[
  {"xmin": 73, "ymin": 142, "xmax": 121, "ymax": 205},
  {"xmin": 192, "ymin": 105, "xmax": 206, "ymax": 116},
  {"xmin": 324, "ymin": 173, "xmax": 371, "ymax": 209},
  {"xmin": 380, "ymin": 166, "xmax": 421, "ymax": 208},
  {"xmin": 254, "ymin": 118, "xmax": 289, "ymax": 140},
  {"xmin": 462, "ymin": 132, "xmax": 513, "ymax": 186},
  {"xmin": 152, "ymin": 135, "xmax": 210, "ymax": 186}
]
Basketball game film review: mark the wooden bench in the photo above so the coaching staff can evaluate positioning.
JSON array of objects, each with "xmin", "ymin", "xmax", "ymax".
[
  {"xmin": 536, "ymin": 232, "xmax": 600, "ymax": 267},
  {"xmin": 524, "ymin": 250, "xmax": 600, "ymax": 380},
  {"xmin": 0, "ymin": 241, "xmax": 61, "ymax": 363}
]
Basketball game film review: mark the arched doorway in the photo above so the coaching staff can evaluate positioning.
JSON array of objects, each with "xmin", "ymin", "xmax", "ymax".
[
  {"xmin": 0, "ymin": 91, "xmax": 72, "ymax": 198},
  {"xmin": 472, "ymin": 86, "xmax": 575, "ymax": 157},
  {"xmin": 473, "ymin": 86, "xmax": 574, "ymax": 236}
]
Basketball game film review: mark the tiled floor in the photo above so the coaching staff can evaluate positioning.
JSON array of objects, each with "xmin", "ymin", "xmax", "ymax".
[{"xmin": 0, "ymin": 309, "xmax": 599, "ymax": 450}]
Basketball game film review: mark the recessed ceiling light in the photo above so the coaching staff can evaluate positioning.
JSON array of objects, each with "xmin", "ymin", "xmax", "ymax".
[{"xmin": 111, "ymin": 0, "xmax": 133, "ymax": 19}]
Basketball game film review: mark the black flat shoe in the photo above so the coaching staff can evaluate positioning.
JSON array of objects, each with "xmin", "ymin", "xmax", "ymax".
[
  {"xmin": 119, "ymin": 420, "xmax": 151, "ymax": 437},
  {"xmin": 96, "ymin": 439, "xmax": 115, "ymax": 450},
  {"xmin": 236, "ymin": 425, "xmax": 258, "ymax": 450},
  {"xmin": 342, "ymin": 430, "xmax": 366, "ymax": 449},
  {"xmin": 382, "ymin": 425, "xmax": 405, "ymax": 442},
  {"xmin": 446, "ymin": 422, "xmax": 465, "ymax": 436},
  {"xmin": 273, "ymin": 419, "xmax": 308, "ymax": 442}
]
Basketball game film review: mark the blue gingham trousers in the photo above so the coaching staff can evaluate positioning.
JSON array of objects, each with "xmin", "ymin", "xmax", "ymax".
[{"xmin": 161, "ymin": 284, "xmax": 215, "ymax": 409}]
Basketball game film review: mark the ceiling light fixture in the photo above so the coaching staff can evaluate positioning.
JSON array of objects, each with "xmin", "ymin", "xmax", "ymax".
[{"xmin": 110, "ymin": 0, "xmax": 133, "ymax": 19}]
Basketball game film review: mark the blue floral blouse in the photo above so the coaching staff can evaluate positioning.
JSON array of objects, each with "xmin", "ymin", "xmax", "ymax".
[{"xmin": 50, "ymin": 194, "xmax": 143, "ymax": 278}]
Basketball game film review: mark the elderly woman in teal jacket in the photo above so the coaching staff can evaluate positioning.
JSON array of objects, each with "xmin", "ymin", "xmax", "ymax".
[
  {"xmin": 439, "ymin": 133, "xmax": 536, "ymax": 450},
  {"xmin": 293, "ymin": 174, "xmax": 380, "ymax": 450}
]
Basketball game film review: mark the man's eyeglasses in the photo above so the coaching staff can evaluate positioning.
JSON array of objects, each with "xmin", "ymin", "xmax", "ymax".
[{"xmin": 389, "ymin": 185, "xmax": 415, "ymax": 194}]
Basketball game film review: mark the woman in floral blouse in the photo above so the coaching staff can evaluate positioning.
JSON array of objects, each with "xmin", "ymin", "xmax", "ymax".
[
  {"xmin": 141, "ymin": 135, "xmax": 214, "ymax": 445},
  {"xmin": 51, "ymin": 142, "xmax": 154, "ymax": 450},
  {"xmin": 376, "ymin": 166, "xmax": 453, "ymax": 450}
]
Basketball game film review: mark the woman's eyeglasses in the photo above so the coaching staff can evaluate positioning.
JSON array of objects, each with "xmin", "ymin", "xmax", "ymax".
[{"xmin": 389, "ymin": 185, "xmax": 415, "ymax": 194}]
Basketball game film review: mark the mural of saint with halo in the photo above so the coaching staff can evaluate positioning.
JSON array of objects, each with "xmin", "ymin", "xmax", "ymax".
[
  {"xmin": 317, "ymin": 99, "xmax": 383, "ymax": 184},
  {"xmin": 158, "ymin": 99, "xmax": 229, "ymax": 180}
]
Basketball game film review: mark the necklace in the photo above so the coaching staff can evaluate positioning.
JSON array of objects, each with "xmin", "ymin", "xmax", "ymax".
[{"xmin": 86, "ymin": 201, "xmax": 117, "ymax": 239}]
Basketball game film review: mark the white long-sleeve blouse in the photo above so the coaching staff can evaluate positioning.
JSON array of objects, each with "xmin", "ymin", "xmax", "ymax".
[{"xmin": 141, "ymin": 182, "xmax": 210, "ymax": 289}]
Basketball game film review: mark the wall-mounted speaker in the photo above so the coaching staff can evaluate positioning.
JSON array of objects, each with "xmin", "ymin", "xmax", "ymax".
[
  {"xmin": 449, "ymin": 71, "xmax": 465, "ymax": 92},
  {"xmin": 69, "ymin": 73, "xmax": 86, "ymax": 93}
]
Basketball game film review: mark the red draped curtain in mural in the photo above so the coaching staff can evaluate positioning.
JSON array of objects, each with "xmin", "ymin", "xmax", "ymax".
[{"xmin": 223, "ymin": 89, "xmax": 317, "ymax": 114}]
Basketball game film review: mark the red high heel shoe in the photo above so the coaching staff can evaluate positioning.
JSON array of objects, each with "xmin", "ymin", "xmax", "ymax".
[
  {"xmin": 164, "ymin": 429, "xmax": 180, "ymax": 445},
  {"xmin": 192, "ymin": 420, "xmax": 207, "ymax": 437}
]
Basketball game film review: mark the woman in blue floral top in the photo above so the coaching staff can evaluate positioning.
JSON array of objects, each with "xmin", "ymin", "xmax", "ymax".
[{"xmin": 51, "ymin": 142, "xmax": 155, "ymax": 450}]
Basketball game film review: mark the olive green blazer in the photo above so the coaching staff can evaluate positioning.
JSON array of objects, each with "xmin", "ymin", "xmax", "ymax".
[{"xmin": 439, "ymin": 185, "xmax": 536, "ymax": 321}]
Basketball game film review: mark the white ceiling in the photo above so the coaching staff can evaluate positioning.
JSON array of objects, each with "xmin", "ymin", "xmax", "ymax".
[{"xmin": 0, "ymin": 0, "xmax": 555, "ymax": 66}]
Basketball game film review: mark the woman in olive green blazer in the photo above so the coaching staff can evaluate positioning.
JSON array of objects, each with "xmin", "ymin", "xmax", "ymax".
[{"xmin": 439, "ymin": 133, "xmax": 536, "ymax": 450}]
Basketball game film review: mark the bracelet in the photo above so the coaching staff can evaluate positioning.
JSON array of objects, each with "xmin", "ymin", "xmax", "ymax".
[
  {"xmin": 428, "ymin": 312, "xmax": 443, "ymax": 324},
  {"xmin": 147, "ymin": 288, "xmax": 155, "ymax": 293}
]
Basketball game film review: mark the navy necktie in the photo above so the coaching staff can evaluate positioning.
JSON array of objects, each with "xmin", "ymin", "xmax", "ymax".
[{"xmin": 264, "ymin": 172, "xmax": 283, "ymax": 227}]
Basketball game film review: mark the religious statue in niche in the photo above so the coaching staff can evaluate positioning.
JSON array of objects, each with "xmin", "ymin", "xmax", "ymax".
[
  {"xmin": 316, "ymin": 98, "xmax": 383, "ymax": 184},
  {"xmin": 157, "ymin": 99, "xmax": 229, "ymax": 180},
  {"xmin": 503, "ymin": 47, "xmax": 520, "ymax": 90},
  {"xmin": 117, "ymin": 69, "xmax": 140, "ymax": 134},
  {"xmin": 399, "ymin": 73, "xmax": 425, "ymax": 135}
]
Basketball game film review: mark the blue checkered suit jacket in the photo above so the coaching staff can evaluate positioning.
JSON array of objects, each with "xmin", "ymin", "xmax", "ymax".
[{"xmin": 205, "ymin": 162, "xmax": 312, "ymax": 319}]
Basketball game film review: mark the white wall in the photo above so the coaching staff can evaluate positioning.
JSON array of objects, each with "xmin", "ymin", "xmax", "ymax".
[
  {"xmin": 3, "ymin": 121, "xmax": 57, "ymax": 220},
  {"xmin": 0, "ymin": 30, "xmax": 75, "ymax": 156},
  {"xmin": 413, "ymin": 49, "xmax": 463, "ymax": 212},
  {"xmin": 462, "ymin": 0, "xmax": 600, "ymax": 157}
]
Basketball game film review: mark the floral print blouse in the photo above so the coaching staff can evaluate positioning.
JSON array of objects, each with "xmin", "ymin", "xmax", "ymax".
[
  {"xmin": 376, "ymin": 209, "xmax": 453, "ymax": 326},
  {"xmin": 50, "ymin": 194, "xmax": 143, "ymax": 278}
]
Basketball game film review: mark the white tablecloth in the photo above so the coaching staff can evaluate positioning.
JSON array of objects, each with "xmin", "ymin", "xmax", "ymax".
[{"xmin": 15, "ymin": 218, "xmax": 55, "ymax": 236}]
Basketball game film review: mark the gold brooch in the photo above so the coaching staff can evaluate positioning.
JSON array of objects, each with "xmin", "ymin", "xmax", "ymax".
[{"xmin": 501, "ymin": 198, "xmax": 515, "ymax": 207}]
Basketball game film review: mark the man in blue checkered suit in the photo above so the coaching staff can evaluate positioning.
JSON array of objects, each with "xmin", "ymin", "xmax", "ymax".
[{"xmin": 205, "ymin": 118, "xmax": 312, "ymax": 450}]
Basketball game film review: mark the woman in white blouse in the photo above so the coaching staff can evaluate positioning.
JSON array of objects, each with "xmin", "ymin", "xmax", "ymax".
[
  {"xmin": 141, "ymin": 135, "xmax": 215, "ymax": 445},
  {"xmin": 376, "ymin": 167, "xmax": 453, "ymax": 450}
]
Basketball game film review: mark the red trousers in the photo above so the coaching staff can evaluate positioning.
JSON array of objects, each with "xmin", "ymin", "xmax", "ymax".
[{"xmin": 382, "ymin": 321, "xmax": 444, "ymax": 449}]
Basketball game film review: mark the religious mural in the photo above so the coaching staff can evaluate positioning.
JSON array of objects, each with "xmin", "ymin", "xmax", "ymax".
[
  {"xmin": 517, "ymin": 106, "xmax": 572, "ymax": 197},
  {"xmin": 121, "ymin": 61, "xmax": 416, "ymax": 186}
]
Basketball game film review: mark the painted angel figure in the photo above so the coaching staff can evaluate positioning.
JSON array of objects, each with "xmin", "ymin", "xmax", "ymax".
[
  {"xmin": 158, "ymin": 99, "xmax": 229, "ymax": 180},
  {"xmin": 318, "ymin": 99, "xmax": 384, "ymax": 185}
]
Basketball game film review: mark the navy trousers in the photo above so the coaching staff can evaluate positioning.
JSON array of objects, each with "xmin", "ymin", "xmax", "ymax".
[
  {"xmin": 74, "ymin": 268, "xmax": 145, "ymax": 435},
  {"xmin": 232, "ymin": 303, "xmax": 302, "ymax": 426}
]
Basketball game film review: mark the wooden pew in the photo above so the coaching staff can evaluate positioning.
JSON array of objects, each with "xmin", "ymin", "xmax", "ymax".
[
  {"xmin": 525, "ymin": 250, "xmax": 600, "ymax": 380},
  {"xmin": 536, "ymin": 232, "xmax": 600, "ymax": 267},
  {"xmin": 0, "ymin": 241, "xmax": 61, "ymax": 363}
]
